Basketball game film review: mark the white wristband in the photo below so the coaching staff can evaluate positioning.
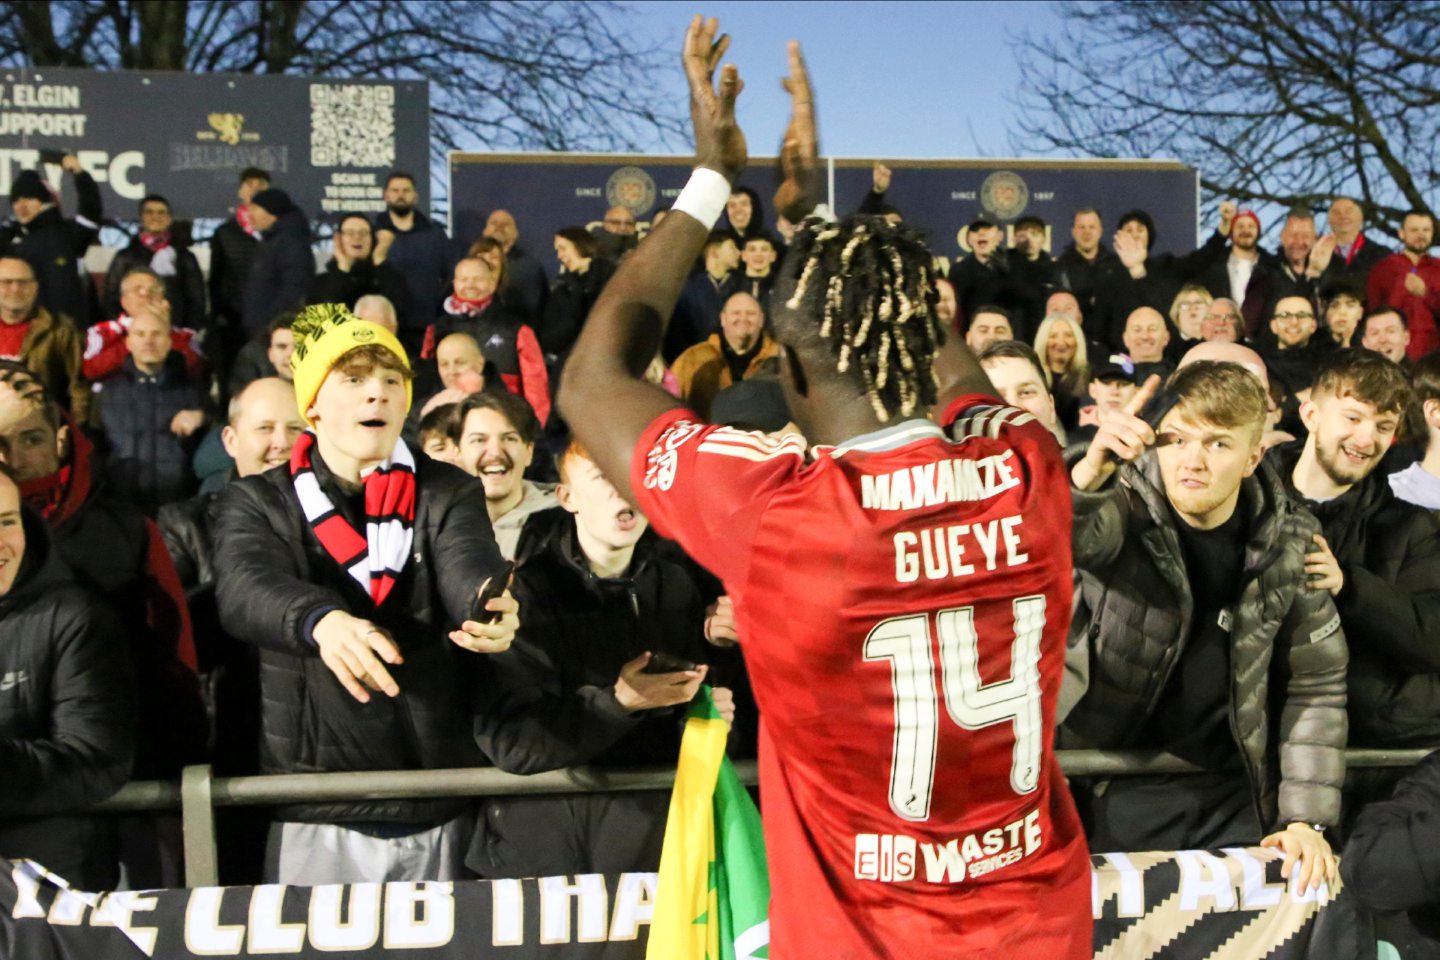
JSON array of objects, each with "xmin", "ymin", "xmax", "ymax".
[{"xmin": 671, "ymin": 167, "xmax": 732, "ymax": 230}]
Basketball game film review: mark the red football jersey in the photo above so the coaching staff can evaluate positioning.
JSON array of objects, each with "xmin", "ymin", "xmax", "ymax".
[{"xmin": 632, "ymin": 396, "xmax": 1092, "ymax": 959}]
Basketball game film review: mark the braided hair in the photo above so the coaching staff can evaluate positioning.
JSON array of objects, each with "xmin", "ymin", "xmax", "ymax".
[{"xmin": 779, "ymin": 216, "xmax": 944, "ymax": 422}]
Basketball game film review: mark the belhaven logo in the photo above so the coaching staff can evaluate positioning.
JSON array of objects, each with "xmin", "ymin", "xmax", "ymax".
[{"xmin": 198, "ymin": 114, "xmax": 260, "ymax": 146}]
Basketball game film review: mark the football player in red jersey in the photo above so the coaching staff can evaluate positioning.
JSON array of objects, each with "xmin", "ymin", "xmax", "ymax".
[{"xmin": 558, "ymin": 18, "xmax": 1091, "ymax": 958}]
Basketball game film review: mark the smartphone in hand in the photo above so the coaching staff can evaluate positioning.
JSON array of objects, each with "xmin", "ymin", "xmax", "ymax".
[
  {"xmin": 640, "ymin": 651, "xmax": 700, "ymax": 675},
  {"xmin": 469, "ymin": 561, "xmax": 515, "ymax": 625}
]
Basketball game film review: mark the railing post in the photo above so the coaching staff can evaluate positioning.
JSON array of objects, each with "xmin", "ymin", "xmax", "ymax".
[{"xmin": 180, "ymin": 764, "xmax": 219, "ymax": 888}]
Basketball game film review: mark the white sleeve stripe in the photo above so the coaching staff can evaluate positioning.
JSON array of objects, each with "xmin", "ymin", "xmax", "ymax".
[
  {"xmin": 953, "ymin": 404, "xmax": 1034, "ymax": 440},
  {"xmin": 705, "ymin": 427, "xmax": 805, "ymax": 451},
  {"xmin": 696, "ymin": 441, "xmax": 804, "ymax": 462}
]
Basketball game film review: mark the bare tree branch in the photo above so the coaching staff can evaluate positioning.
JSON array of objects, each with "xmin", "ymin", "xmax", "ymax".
[
  {"xmin": 0, "ymin": 0, "xmax": 687, "ymax": 199},
  {"xmin": 1010, "ymin": 0, "xmax": 1440, "ymax": 233}
]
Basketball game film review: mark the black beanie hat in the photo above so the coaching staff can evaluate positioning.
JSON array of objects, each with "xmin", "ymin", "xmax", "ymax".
[
  {"xmin": 1116, "ymin": 209, "xmax": 1157, "ymax": 251},
  {"xmin": 9, "ymin": 170, "xmax": 51, "ymax": 204},
  {"xmin": 249, "ymin": 188, "xmax": 297, "ymax": 217}
]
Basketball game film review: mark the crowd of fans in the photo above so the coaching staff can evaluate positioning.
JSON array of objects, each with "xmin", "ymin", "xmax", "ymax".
[{"xmin": 1, "ymin": 155, "xmax": 1440, "ymax": 940}]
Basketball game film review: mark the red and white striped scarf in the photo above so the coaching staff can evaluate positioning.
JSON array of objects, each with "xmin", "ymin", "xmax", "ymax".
[
  {"xmin": 290, "ymin": 431, "xmax": 416, "ymax": 606},
  {"xmin": 442, "ymin": 294, "xmax": 493, "ymax": 317}
]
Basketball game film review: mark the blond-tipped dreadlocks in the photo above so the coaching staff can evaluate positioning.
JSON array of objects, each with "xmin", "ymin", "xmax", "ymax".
[{"xmin": 782, "ymin": 216, "xmax": 944, "ymax": 421}]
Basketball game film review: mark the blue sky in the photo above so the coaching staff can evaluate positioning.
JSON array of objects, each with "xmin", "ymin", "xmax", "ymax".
[{"xmin": 628, "ymin": 1, "xmax": 1070, "ymax": 159}]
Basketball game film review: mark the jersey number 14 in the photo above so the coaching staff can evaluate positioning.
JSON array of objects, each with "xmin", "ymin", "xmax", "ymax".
[{"xmin": 863, "ymin": 596, "xmax": 1045, "ymax": 822}]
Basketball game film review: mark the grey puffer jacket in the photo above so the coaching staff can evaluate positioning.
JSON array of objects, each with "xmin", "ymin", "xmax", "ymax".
[{"xmin": 1062, "ymin": 451, "xmax": 1348, "ymax": 829}]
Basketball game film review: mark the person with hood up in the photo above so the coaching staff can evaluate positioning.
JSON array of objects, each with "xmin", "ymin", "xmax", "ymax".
[
  {"xmin": 0, "ymin": 463, "xmax": 136, "ymax": 890},
  {"xmin": 0, "ymin": 362, "xmax": 204, "ymax": 886},
  {"xmin": 469, "ymin": 439, "xmax": 731, "ymax": 877},
  {"xmin": 241, "ymin": 188, "xmax": 315, "ymax": 338}
]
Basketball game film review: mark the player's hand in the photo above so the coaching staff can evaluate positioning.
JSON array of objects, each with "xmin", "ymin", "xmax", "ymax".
[
  {"xmin": 683, "ymin": 16, "xmax": 746, "ymax": 184},
  {"xmin": 704, "ymin": 595, "xmax": 739, "ymax": 646},
  {"xmin": 450, "ymin": 589, "xmax": 519, "ymax": 653},
  {"xmin": 614, "ymin": 652, "xmax": 708, "ymax": 712},
  {"xmin": 60, "ymin": 153, "xmax": 82, "ymax": 174},
  {"xmin": 872, "ymin": 161, "xmax": 892, "ymax": 194},
  {"xmin": 774, "ymin": 40, "xmax": 820, "ymax": 223},
  {"xmin": 1307, "ymin": 233, "xmax": 1336, "ymax": 277},
  {"xmin": 1260, "ymin": 823, "xmax": 1338, "ymax": 895},
  {"xmin": 1218, "ymin": 200, "xmax": 1237, "ymax": 235},
  {"xmin": 313, "ymin": 610, "xmax": 403, "ymax": 703},
  {"xmin": 1071, "ymin": 374, "xmax": 1161, "ymax": 491},
  {"xmin": 1406, "ymin": 272, "xmax": 1427, "ymax": 297},
  {"xmin": 712, "ymin": 685, "xmax": 737, "ymax": 726},
  {"xmin": 1305, "ymin": 534, "xmax": 1344, "ymax": 596}
]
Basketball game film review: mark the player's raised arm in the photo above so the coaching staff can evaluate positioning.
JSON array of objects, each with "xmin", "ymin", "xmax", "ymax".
[
  {"xmin": 558, "ymin": 15, "xmax": 748, "ymax": 502},
  {"xmin": 773, "ymin": 40, "xmax": 821, "ymax": 224}
]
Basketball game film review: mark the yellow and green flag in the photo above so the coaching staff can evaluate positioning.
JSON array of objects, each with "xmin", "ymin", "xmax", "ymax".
[{"xmin": 648, "ymin": 686, "xmax": 770, "ymax": 960}]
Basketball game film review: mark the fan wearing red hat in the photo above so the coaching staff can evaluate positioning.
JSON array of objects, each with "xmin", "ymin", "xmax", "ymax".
[{"xmin": 1224, "ymin": 203, "xmax": 1264, "ymax": 307}]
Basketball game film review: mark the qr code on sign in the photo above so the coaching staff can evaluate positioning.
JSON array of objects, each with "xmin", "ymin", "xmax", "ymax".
[{"xmin": 310, "ymin": 84, "xmax": 396, "ymax": 168}]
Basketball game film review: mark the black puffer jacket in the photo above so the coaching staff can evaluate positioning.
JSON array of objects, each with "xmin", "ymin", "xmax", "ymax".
[
  {"xmin": 214, "ymin": 451, "xmax": 506, "ymax": 825},
  {"xmin": 158, "ymin": 490, "xmax": 218, "ymax": 594},
  {"xmin": 1276, "ymin": 446, "xmax": 1440, "ymax": 747},
  {"xmin": 241, "ymin": 209, "xmax": 314, "ymax": 337},
  {"xmin": 1063, "ymin": 452, "xmax": 1349, "ymax": 829},
  {"xmin": 468, "ymin": 524, "xmax": 707, "ymax": 877},
  {"xmin": 158, "ymin": 487, "xmax": 260, "ymax": 775},
  {"xmin": 1344, "ymin": 748, "xmax": 1440, "ymax": 949},
  {"xmin": 0, "ymin": 509, "xmax": 135, "ymax": 890}
]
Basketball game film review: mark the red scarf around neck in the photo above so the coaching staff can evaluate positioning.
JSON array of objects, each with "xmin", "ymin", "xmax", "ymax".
[
  {"xmin": 139, "ymin": 232, "xmax": 171, "ymax": 253},
  {"xmin": 444, "ymin": 294, "xmax": 494, "ymax": 317}
]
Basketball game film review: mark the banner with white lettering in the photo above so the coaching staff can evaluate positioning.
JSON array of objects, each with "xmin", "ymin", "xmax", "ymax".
[
  {"xmin": 447, "ymin": 153, "xmax": 1199, "ymax": 280},
  {"xmin": 0, "ymin": 67, "xmax": 429, "ymax": 220},
  {"xmin": 0, "ymin": 849, "xmax": 1368, "ymax": 959}
]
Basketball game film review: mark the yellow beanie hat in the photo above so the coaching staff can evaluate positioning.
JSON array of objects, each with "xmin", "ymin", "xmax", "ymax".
[{"xmin": 289, "ymin": 303, "xmax": 412, "ymax": 426}]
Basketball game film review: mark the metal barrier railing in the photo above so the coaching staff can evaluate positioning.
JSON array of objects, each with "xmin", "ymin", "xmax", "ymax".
[{"xmin": 92, "ymin": 749, "xmax": 1433, "ymax": 888}]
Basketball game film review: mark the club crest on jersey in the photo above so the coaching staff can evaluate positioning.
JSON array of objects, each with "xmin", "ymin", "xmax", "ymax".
[{"xmin": 643, "ymin": 419, "xmax": 704, "ymax": 491}]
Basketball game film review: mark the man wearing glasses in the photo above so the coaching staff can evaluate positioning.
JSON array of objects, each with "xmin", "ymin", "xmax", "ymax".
[
  {"xmin": 0, "ymin": 255, "xmax": 86, "ymax": 417},
  {"xmin": 308, "ymin": 213, "xmax": 411, "ymax": 326},
  {"xmin": 594, "ymin": 205, "xmax": 640, "ymax": 262},
  {"xmin": 1261, "ymin": 294, "xmax": 1336, "ymax": 397}
]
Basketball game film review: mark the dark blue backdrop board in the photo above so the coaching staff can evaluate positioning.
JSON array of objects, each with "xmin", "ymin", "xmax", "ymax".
[
  {"xmin": 448, "ymin": 152, "xmax": 1199, "ymax": 279},
  {"xmin": 0, "ymin": 67, "xmax": 430, "ymax": 221}
]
